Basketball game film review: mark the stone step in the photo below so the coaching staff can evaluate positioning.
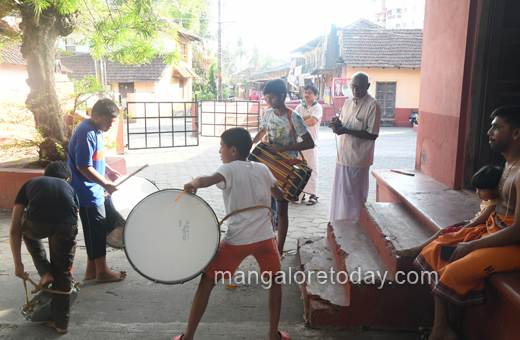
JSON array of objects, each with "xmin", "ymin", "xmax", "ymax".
[
  {"xmin": 296, "ymin": 220, "xmax": 435, "ymax": 330},
  {"xmin": 360, "ymin": 202, "xmax": 434, "ymax": 276},
  {"xmin": 373, "ymin": 169, "xmax": 480, "ymax": 233},
  {"xmin": 297, "ymin": 236, "xmax": 349, "ymax": 328}
]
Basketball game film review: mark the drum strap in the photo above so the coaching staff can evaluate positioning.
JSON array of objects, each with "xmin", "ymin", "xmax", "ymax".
[
  {"xmin": 287, "ymin": 108, "xmax": 306, "ymax": 162},
  {"xmin": 219, "ymin": 205, "xmax": 274, "ymax": 227}
]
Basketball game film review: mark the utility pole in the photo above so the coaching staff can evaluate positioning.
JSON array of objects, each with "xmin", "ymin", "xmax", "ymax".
[{"xmin": 217, "ymin": 0, "xmax": 223, "ymax": 100}]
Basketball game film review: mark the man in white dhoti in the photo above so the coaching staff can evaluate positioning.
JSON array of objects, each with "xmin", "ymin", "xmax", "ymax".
[
  {"xmin": 329, "ymin": 72, "xmax": 382, "ymax": 221},
  {"xmin": 295, "ymin": 84, "xmax": 323, "ymax": 205}
]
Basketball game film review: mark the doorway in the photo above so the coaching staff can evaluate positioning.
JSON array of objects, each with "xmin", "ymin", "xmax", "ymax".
[
  {"xmin": 464, "ymin": 0, "xmax": 520, "ymax": 187},
  {"xmin": 375, "ymin": 82, "xmax": 397, "ymax": 118}
]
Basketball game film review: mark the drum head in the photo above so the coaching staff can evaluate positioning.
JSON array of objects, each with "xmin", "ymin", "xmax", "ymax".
[
  {"xmin": 124, "ymin": 189, "xmax": 220, "ymax": 284},
  {"xmin": 111, "ymin": 176, "xmax": 159, "ymax": 222}
]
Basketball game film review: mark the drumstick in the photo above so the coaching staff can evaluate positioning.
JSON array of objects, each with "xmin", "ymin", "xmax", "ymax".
[
  {"xmin": 114, "ymin": 164, "xmax": 149, "ymax": 188},
  {"xmin": 175, "ymin": 189, "xmax": 187, "ymax": 201},
  {"xmin": 390, "ymin": 169, "xmax": 415, "ymax": 177}
]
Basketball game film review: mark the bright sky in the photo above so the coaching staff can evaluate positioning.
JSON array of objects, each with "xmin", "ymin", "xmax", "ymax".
[{"xmin": 209, "ymin": 0, "xmax": 376, "ymax": 65}]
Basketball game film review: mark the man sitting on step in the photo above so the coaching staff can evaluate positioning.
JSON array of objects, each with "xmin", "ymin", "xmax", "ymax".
[{"xmin": 414, "ymin": 105, "xmax": 520, "ymax": 340}]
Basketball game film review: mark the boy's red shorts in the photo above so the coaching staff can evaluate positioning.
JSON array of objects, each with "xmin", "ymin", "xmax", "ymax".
[{"xmin": 205, "ymin": 238, "xmax": 281, "ymax": 280}]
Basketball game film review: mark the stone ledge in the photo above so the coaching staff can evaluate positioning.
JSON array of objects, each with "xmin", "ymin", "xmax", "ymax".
[
  {"xmin": 373, "ymin": 169, "xmax": 480, "ymax": 233},
  {"xmin": 0, "ymin": 157, "xmax": 126, "ymax": 210}
]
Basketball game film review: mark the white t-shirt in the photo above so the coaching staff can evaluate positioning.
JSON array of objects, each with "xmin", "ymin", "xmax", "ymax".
[
  {"xmin": 295, "ymin": 101, "xmax": 323, "ymax": 147},
  {"xmin": 216, "ymin": 161, "xmax": 277, "ymax": 245}
]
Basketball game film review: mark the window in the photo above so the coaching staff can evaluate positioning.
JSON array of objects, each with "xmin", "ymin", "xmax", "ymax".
[
  {"xmin": 179, "ymin": 79, "xmax": 184, "ymax": 88},
  {"xmin": 387, "ymin": 9, "xmax": 392, "ymax": 15},
  {"xmin": 178, "ymin": 43, "xmax": 187, "ymax": 62},
  {"xmin": 412, "ymin": 21, "xmax": 415, "ymax": 28},
  {"xmin": 396, "ymin": 8, "xmax": 402, "ymax": 14},
  {"xmin": 402, "ymin": 23, "xmax": 406, "ymax": 28},
  {"xmin": 65, "ymin": 38, "xmax": 76, "ymax": 52},
  {"xmin": 396, "ymin": 24, "xmax": 401, "ymax": 28}
]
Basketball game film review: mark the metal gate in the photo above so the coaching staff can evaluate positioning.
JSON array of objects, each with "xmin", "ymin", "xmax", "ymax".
[
  {"xmin": 125, "ymin": 101, "xmax": 199, "ymax": 150},
  {"xmin": 200, "ymin": 100, "xmax": 261, "ymax": 137}
]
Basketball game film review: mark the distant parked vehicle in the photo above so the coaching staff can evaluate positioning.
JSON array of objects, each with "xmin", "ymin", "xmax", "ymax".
[{"xmin": 409, "ymin": 110, "xmax": 418, "ymax": 127}]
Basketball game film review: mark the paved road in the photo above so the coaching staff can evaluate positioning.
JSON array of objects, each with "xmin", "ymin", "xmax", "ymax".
[
  {"xmin": 0, "ymin": 126, "xmax": 418, "ymax": 340},
  {"xmin": 121, "ymin": 126, "xmax": 417, "ymax": 254}
]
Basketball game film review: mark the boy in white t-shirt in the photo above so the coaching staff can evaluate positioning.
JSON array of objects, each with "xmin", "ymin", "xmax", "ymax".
[{"xmin": 173, "ymin": 127, "xmax": 289, "ymax": 340}]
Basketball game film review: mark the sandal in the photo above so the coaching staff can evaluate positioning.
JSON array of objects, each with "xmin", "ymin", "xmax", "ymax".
[
  {"xmin": 307, "ymin": 195, "xmax": 318, "ymax": 205},
  {"xmin": 279, "ymin": 331, "xmax": 290, "ymax": 339}
]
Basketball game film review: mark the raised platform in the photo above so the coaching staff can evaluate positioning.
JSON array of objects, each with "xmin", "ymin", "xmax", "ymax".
[
  {"xmin": 373, "ymin": 169, "xmax": 480, "ymax": 232},
  {"xmin": 0, "ymin": 157, "xmax": 126, "ymax": 210}
]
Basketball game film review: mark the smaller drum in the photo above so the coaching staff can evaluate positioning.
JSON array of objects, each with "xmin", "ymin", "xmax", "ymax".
[
  {"xmin": 22, "ymin": 286, "xmax": 79, "ymax": 322},
  {"xmin": 105, "ymin": 176, "xmax": 159, "ymax": 248},
  {"xmin": 248, "ymin": 142, "xmax": 312, "ymax": 201},
  {"xmin": 124, "ymin": 189, "xmax": 220, "ymax": 284}
]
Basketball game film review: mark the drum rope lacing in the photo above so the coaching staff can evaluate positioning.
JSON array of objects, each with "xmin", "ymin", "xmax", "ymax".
[
  {"xmin": 21, "ymin": 277, "xmax": 82, "ymax": 312},
  {"xmin": 250, "ymin": 147, "xmax": 307, "ymax": 185}
]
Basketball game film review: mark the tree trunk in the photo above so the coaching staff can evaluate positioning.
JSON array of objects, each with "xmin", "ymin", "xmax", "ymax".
[{"xmin": 19, "ymin": 7, "xmax": 77, "ymax": 163}]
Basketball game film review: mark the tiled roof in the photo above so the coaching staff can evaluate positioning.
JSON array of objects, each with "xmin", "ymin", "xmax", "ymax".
[
  {"xmin": 250, "ymin": 62, "xmax": 291, "ymax": 80},
  {"xmin": 342, "ymin": 18, "xmax": 422, "ymax": 68},
  {"xmin": 178, "ymin": 28, "xmax": 202, "ymax": 42},
  {"xmin": 0, "ymin": 43, "xmax": 26, "ymax": 66},
  {"xmin": 174, "ymin": 67, "xmax": 200, "ymax": 79},
  {"xmin": 290, "ymin": 36, "xmax": 321, "ymax": 53},
  {"xmin": 60, "ymin": 53, "xmax": 169, "ymax": 82}
]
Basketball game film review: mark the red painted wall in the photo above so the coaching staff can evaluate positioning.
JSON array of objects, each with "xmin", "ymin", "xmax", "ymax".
[
  {"xmin": 416, "ymin": 0, "xmax": 477, "ymax": 188},
  {"xmin": 395, "ymin": 108, "xmax": 418, "ymax": 128}
]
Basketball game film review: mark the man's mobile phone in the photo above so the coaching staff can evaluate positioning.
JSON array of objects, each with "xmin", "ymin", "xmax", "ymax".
[{"xmin": 440, "ymin": 245, "xmax": 457, "ymax": 261}]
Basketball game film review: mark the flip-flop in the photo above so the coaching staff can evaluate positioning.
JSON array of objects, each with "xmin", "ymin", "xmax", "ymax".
[
  {"xmin": 307, "ymin": 195, "xmax": 318, "ymax": 205},
  {"xmin": 172, "ymin": 335, "xmax": 184, "ymax": 340},
  {"xmin": 279, "ymin": 331, "xmax": 290, "ymax": 339}
]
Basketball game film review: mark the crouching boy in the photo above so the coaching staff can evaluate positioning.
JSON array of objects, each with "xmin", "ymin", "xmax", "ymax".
[{"xmin": 10, "ymin": 161, "xmax": 79, "ymax": 334}]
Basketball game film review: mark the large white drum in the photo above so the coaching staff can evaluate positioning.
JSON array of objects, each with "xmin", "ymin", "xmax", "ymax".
[
  {"xmin": 124, "ymin": 189, "xmax": 220, "ymax": 284},
  {"xmin": 111, "ymin": 176, "xmax": 159, "ymax": 223},
  {"xmin": 105, "ymin": 176, "xmax": 159, "ymax": 248}
]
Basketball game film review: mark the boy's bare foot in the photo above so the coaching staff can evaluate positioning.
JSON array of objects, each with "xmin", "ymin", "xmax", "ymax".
[
  {"xmin": 84, "ymin": 268, "xmax": 96, "ymax": 280},
  {"xmin": 45, "ymin": 321, "xmax": 68, "ymax": 334},
  {"xmin": 85, "ymin": 260, "xmax": 96, "ymax": 280},
  {"xmin": 96, "ymin": 269, "xmax": 127, "ymax": 283},
  {"xmin": 39, "ymin": 272, "xmax": 54, "ymax": 288}
]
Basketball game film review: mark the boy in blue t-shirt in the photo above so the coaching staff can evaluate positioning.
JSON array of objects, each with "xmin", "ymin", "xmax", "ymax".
[
  {"xmin": 252, "ymin": 79, "xmax": 314, "ymax": 257},
  {"xmin": 67, "ymin": 98, "xmax": 127, "ymax": 283}
]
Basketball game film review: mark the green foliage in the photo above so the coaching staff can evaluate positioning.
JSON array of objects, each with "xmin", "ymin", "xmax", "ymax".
[
  {"xmin": 234, "ymin": 37, "xmax": 248, "ymax": 71},
  {"xmin": 205, "ymin": 62, "xmax": 217, "ymax": 97},
  {"xmin": 249, "ymin": 46, "xmax": 261, "ymax": 69}
]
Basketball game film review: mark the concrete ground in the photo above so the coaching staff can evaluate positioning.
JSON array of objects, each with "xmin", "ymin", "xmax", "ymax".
[{"xmin": 0, "ymin": 127, "xmax": 421, "ymax": 339}]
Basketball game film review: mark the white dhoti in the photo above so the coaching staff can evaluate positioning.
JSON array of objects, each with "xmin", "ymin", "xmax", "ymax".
[
  {"xmin": 329, "ymin": 163, "xmax": 370, "ymax": 221},
  {"xmin": 301, "ymin": 147, "xmax": 318, "ymax": 196}
]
